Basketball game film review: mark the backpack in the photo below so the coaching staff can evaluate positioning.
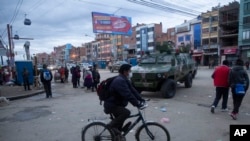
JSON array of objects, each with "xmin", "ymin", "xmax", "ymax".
[
  {"xmin": 43, "ymin": 69, "xmax": 51, "ymax": 81},
  {"xmin": 97, "ymin": 76, "xmax": 117, "ymax": 105}
]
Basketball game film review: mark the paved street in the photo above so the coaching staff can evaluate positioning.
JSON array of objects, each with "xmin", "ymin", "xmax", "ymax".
[{"xmin": 0, "ymin": 68, "xmax": 250, "ymax": 141}]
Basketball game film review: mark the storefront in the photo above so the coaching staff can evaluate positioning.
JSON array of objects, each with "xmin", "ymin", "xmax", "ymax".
[
  {"xmin": 240, "ymin": 46, "xmax": 250, "ymax": 62},
  {"xmin": 203, "ymin": 52, "xmax": 218, "ymax": 66},
  {"xmin": 223, "ymin": 48, "xmax": 238, "ymax": 66},
  {"xmin": 192, "ymin": 51, "xmax": 203, "ymax": 66}
]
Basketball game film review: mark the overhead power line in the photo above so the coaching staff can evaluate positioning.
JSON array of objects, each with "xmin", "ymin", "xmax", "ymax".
[{"xmin": 126, "ymin": 0, "xmax": 199, "ymax": 17}]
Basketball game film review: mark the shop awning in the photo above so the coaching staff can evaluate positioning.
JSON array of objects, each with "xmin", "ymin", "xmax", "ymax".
[
  {"xmin": 224, "ymin": 48, "xmax": 237, "ymax": 54},
  {"xmin": 192, "ymin": 54, "xmax": 202, "ymax": 57}
]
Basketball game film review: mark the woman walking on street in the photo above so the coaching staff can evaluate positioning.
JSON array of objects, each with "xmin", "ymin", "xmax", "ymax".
[{"xmin": 228, "ymin": 59, "xmax": 249, "ymax": 120}]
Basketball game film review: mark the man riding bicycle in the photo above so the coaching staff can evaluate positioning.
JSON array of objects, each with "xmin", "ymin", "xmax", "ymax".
[{"xmin": 103, "ymin": 64, "xmax": 145, "ymax": 135}]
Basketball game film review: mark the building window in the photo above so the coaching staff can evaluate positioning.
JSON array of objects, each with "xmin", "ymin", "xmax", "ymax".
[
  {"xmin": 148, "ymin": 27, "xmax": 154, "ymax": 32},
  {"xmin": 202, "ymin": 18, "xmax": 209, "ymax": 23},
  {"xmin": 148, "ymin": 34, "xmax": 153, "ymax": 40},
  {"xmin": 245, "ymin": 2, "xmax": 250, "ymax": 10},
  {"xmin": 202, "ymin": 28, "xmax": 209, "ymax": 33},
  {"xmin": 185, "ymin": 35, "xmax": 191, "ymax": 41},
  {"xmin": 211, "ymin": 16, "xmax": 218, "ymax": 22},
  {"xmin": 178, "ymin": 36, "xmax": 184, "ymax": 42},
  {"xmin": 243, "ymin": 30, "xmax": 250, "ymax": 40},
  {"xmin": 210, "ymin": 38, "xmax": 217, "ymax": 44},
  {"xmin": 243, "ymin": 16, "xmax": 250, "ymax": 24},
  {"xmin": 210, "ymin": 27, "xmax": 217, "ymax": 32},
  {"xmin": 148, "ymin": 42, "xmax": 154, "ymax": 47}
]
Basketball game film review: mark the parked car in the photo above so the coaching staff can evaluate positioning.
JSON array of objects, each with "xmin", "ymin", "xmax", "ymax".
[
  {"xmin": 80, "ymin": 63, "xmax": 92, "ymax": 70},
  {"xmin": 110, "ymin": 61, "xmax": 128, "ymax": 73}
]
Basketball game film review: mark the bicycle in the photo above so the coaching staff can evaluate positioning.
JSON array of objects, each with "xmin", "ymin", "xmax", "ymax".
[{"xmin": 81, "ymin": 100, "xmax": 171, "ymax": 141}]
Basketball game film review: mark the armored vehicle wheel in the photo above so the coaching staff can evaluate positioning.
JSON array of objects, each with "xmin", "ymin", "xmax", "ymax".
[
  {"xmin": 161, "ymin": 79, "xmax": 176, "ymax": 98},
  {"xmin": 184, "ymin": 73, "xmax": 193, "ymax": 88}
]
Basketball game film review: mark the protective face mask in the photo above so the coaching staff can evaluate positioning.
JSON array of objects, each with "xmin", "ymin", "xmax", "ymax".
[{"xmin": 129, "ymin": 72, "xmax": 133, "ymax": 78}]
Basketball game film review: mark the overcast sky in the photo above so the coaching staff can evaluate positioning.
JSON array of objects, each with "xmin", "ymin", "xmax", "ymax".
[{"xmin": 0, "ymin": 0, "xmax": 239, "ymax": 62}]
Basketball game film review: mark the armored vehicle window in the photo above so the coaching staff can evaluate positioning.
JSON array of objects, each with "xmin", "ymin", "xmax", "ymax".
[
  {"xmin": 141, "ymin": 56, "xmax": 156, "ymax": 63},
  {"xmin": 158, "ymin": 55, "xmax": 172, "ymax": 63}
]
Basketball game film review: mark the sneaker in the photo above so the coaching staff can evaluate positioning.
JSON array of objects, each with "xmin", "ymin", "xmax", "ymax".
[
  {"xmin": 221, "ymin": 108, "xmax": 229, "ymax": 112},
  {"xmin": 211, "ymin": 106, "xmax": 215, "ymax": 113},
  {"xmin": 230, "ymin": 112, "xmax": 237, "ymax": 120}
]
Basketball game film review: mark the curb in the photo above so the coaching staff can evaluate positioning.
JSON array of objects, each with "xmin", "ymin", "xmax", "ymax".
[{"xmin": 7, "ymin": 90, "xmax": 45, "ymax": 101}]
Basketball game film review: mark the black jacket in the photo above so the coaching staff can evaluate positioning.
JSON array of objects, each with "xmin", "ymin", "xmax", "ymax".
[
  {"xmin": 104, "ymin": 74, "xmax": 144, "ymax": 114},
  {"xmin": 228, "ymin": 66, "xmax": 249, "ymax": 91}
]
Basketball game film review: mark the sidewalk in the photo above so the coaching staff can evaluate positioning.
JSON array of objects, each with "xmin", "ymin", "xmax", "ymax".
[{"xmin": 0, "ymin": 85, "xmax": 44, "ymax": 101}]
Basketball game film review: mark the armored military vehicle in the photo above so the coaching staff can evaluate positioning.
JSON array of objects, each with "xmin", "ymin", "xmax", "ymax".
[{"xmin": 131, "ymin": 42, "xmax": 197, "ymax": 98}]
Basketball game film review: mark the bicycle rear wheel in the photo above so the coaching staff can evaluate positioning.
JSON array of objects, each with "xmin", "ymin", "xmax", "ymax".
[
  {"xmin": 82, "ymin": 121, "xmax": 115, "ymax": 141},
  {"xmin": 135, "ymin": 122, "xmax": 170, "ymax": 141}
]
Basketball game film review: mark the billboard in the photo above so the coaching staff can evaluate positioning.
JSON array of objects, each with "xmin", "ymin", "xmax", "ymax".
[{"xmin": 92, "ymin": 12, "xmax": 132, "ymax": 35}]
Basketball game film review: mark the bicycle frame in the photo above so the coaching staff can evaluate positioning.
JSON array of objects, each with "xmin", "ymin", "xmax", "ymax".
[{"xmin": 121, "ymin": 109, "xmax": 155, "ymax": 140}]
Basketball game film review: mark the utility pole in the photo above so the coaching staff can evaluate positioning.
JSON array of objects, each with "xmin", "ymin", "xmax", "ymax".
[{"xmin": 7, "ymin": 24, "xmax": 13, "ymax": 66}]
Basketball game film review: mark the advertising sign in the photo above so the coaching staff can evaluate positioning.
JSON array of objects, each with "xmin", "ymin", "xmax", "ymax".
[{"xmin": 92, "ymin": 12, "xmax": 132, "ymax": 35}]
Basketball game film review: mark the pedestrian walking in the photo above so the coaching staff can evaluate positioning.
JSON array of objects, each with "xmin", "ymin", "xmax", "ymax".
[
  {"xmin": 76, "ymin": 65, "xmax": 81, "ymax": 87},
  {"xmin": 71, "ymin": 66, "xmax": 78, "ymax": 88},
  {"xmin": 210, "ymin": 60, "xmax": 230, "ymax": 113},
  {"xmin": 245, "ymin": 61, "xmax": 249, "ymax": 70},
  {"xmin": 59, "ymin": 66, "xmax": 65, "ymax": 83},
  {"xmin": 228, "ymin": 59, "xmax": 249, "ymax": 120},
  {"xmin": 81, "ymin": 67, "xmax": 86, "ymax": 88},
  {"xmin": 64, "ymin": 67, "xmax": 69, "ymax": 82},
  {"xmin": 40, "ymin": 64, "xmax": 53, "ymax": 98},
  {"xmin": 22, "ymin": 67, "xmax": 31, "ymax": 91},
  {"xmin": 91, "ymin": 64, "xmax": 100, "ymax": 92}
]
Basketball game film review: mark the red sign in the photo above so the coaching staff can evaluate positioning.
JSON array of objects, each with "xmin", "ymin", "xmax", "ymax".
[
  {"xmin": 92, "ymin": 12, "xmax": 132, "ymax": 35},
  {"xmin": 224, "ymin": 48, "xmax": 237, "ymax": 54}
]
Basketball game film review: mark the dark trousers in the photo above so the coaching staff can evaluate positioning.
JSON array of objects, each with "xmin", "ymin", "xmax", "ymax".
[
  {"xmin": 43, "ymin": 82, "xmax": 52, "ymax": 98},
  {"xmin": 92, "ymin": 81, "xmax": 98, "ymax": 91},
  {"xmin": 231, "ymin": 88, "xmax": 245, "ymax": 114},
  {"xmin": 77, "ymin": 78, "xmax": 80, "ymax": 86},
  {"xmin": 23, "ymin": 79, "xmax": 30, "ymax": 90},
  {"xmin": 212, "ymin": 87, "xmax": 229, "ymax": 109},
  {"xmin": 109, "ymin": 107, "xmax": 130, "ymax": 131}
]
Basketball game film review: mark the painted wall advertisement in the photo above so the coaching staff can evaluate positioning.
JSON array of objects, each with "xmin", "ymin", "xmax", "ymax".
[{"xmin": 92, "ymin": 12, "xmax": 132, "ymax": 35}]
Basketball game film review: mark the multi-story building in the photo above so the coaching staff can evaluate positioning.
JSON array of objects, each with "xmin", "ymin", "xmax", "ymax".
[
  {"xmin": 122, "ymin": 24, "xmax": 145, "ymax": 60},
  {"xmin": 135, "ymin": 22, "xmax": 163, "ymax": 58},
  {"xmin": 36, "ymin": 52, "xmax": 51, "ymax": 65},
  {"xmin": 239, "ymin": 0, "xmax": 250, "ymax": 61},
  {"xmin": 201, "ymin": 6, "xmax": 220, "ymax": 66},
  {"xmin": 166, "ymin": 27, "xmax": 176, "ymax": 44},
  {"xmin": 54, "ymin": 45, "xmax": 66, "ymax": 65},
  {"xmin": 175, "ymin": 18, "xmax": 202, "ymax": 63},
  {"xmin": 219, "ymin": 1, "xmax": 239, "ymax": 64}
]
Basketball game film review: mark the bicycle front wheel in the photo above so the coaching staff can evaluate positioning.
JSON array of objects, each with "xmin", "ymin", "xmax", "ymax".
[
  {"xmin": 135, "ymin": 122, "xmax": 170, "ymax": 141},
  {"xmin": 81, "ymin": 121, "xmax": 115, "ymax": 141}
]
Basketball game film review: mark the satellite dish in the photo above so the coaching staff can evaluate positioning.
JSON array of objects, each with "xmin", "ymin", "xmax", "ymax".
[{"xmin": 24, "ymin": 18, "xmax": 31, "ymax": 25}]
